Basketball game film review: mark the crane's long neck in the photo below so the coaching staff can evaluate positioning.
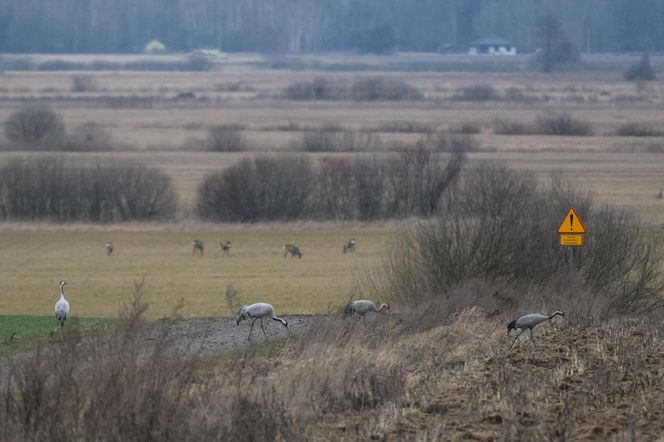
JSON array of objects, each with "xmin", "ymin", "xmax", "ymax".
[
  {"xmin": 59, "ymin": 285, "xmax": 65, "ymax": 299},
  {"xmin": 377, "ymin": 304, "xmax": 387, "ymax": 312},
  {"xmin": 272, "ymin": 315, "xmax": 287, "ymax": 327},
  {"xmin": 548, "ymin": 311, "xmax": 563, "ymax": 320}
]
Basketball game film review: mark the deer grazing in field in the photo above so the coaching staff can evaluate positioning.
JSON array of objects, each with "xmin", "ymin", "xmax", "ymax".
[
  {"xmin": 192, "ymin": 239, "xmax": 204, "ymax": 255},
  {"xmin": 282, "ymin": 244, "xmax": 302, "ymax": 258},
  {"xmin": 342, "ymin": 239, "xmax": 357, "ymax": 254},
  {"xmin": 105, "ymin": 241, "xmax": 113, "ymax": 256},
  {"xmin": 220, "ymin": 241, "xmax": 232, "ymax": 255}
]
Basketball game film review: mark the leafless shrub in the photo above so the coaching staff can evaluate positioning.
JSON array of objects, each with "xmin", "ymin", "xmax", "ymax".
[
  {"xmin": 378, "ymin": 163, "xmax": 663, "ymax": 312},
  {"xmin": 450, "ymin": 122, "xmax": 481, "ymax": 134},
  {"xmin": 493, "ymin": 119, "xmax": 535, "ymax": 135},
  {"xmin": 70, "ymin": 75, "xmax": 97, "ymax": 92},
  {"xmin": 198, "ymin": 148, "xmax": 465, "ymax": 222},
  {"xmin": 535, "ymin": 112, "xmax": 593, "ymax": 136},
  {"xmin": 283, "ymin": 77, "xmax": 347, "ymax": 100},
  {"xmin": 0, "ymin": 157, "xmax": 177, "ymax": 222},
  {"xmin": 4, "ymin": 104, "xmax": 65, "ymax": 148},
  {"xmin": 452, "ymin": 83, "xmax": 499, "ymax": 101},
  {"xmin": 197, "ymin": 156, "xmax": 314, "ymax": 222},
  {"xmin": 207, "ymin": 124, "xmax": 246, "ymax": 152},
  {"xmin": 350, "ymin": 78, "xmax": 424, "ymax": 101},
  {"xmin": 615, "ymin": 122, "xmax": 660, "ymax": 137}
]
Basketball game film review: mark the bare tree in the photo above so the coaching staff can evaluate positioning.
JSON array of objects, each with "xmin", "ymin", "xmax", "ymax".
[{"xmin": 4, "ymin": 104, "xmax": 65, "ymax": 148}]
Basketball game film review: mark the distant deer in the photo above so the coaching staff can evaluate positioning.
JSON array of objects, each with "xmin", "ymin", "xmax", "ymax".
[
  {"xmin": 105, "ymin": 241, "xmax": 113, "ymax": 256},
  {"xmin": 342, "ymin": 239, "xmax": 357, "ymax": 254},
  {"xmin": 283, "ymin": 244, "xmax": 302, "ymax": 258},
  {"xmin": 220, "ymin": 240, "xmax": 232, "ymax": 255},
  {"xmin": 192, "ymin": 239, "xmax": 204, "ymax": 255}
]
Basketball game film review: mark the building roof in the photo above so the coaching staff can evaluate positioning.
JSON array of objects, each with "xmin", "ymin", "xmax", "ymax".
[{"xmin": 469, "ymin": 36, "xmax": 514, "ymax": 47}]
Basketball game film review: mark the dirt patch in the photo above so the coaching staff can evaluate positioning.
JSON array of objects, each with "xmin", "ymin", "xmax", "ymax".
[{"xmin": 145, "ymin": 314, "xmax": 319, "ymax": 358}]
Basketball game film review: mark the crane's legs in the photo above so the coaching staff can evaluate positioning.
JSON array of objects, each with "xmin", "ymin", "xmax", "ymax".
[
  {"xmin": 260, "ymin": 319, "xmax": 267, "ymax": 340},
  {"xmin": 510, "ymin": 330, "xmax": 524, "ymax": 349},
  {"xmin": 248, "ymin": 318, "xmax": 257, "ymax": 341},
  {"xmin": 529, "ymin": 328, "xmax": 536, "ymax": 346}
]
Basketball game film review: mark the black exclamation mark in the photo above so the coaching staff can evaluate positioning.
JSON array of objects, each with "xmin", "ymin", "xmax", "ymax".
[{"xmin": 569, "ymin": 214, "xmax": 574, "ymax": 231}]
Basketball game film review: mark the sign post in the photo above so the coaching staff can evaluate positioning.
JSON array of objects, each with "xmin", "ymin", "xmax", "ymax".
[{"xmin": 557, "ymin": 208, "xmax": 586, "ymax": 272}]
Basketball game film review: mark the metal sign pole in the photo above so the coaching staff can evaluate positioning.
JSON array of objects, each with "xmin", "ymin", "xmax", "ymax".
[{"xmin": 568, "ymin": 245, "xmax": 574, "ymax": 273}]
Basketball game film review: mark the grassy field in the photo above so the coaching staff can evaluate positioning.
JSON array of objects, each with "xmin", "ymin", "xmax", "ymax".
[
  {"xmin": 0, "ymin": 315, "xmax": 112, "ymax": 353},
  {"xmin": 0, "ymin": 226, "xmax": 393, "ymax": 319}
]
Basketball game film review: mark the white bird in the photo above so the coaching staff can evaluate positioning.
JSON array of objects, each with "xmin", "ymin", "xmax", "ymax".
[
  {"xmin": 236, "ymin": 303, "xmax": 288, "ymax": 341},
  {"xmin": 54, "ymin": 280, "xmax": 70, "ymax": 328},
  {"xmin": 507, "ymin": 311, "xmax": 564, "ymax": 349},
  {"xmin": 344, "ymin": 300, "xmax": 390, "ymax": 318}
]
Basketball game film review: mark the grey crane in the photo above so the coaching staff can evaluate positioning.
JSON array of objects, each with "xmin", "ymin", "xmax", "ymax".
[
  {"xmin": 54, "ymin": 280, "xmax": 70, "ymax": 328},
  {"xmin": 236, "ymin": 303, "xmax": 288, "ymax": 341},
  {"xmin": 507, "ymin": 311, "xmax": 564, "ymax": 349},
  {"xmin": 344, "ymin": 300, "xmax": 390, "ymax": 318},
  {"xmin": 105, "ymin": 241, "xmax": 113, "ymax": 256}
]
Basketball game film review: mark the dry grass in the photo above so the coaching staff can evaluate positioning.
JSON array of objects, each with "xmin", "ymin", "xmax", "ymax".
[{"xmin": 0, "ymin": 226, "xmax": 393, "ymax": 318}]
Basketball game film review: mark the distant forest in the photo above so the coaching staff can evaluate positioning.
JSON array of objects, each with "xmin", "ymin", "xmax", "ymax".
[{"xmin": 0, "ymin": 0, "xmax": 663, "ymax": 54}]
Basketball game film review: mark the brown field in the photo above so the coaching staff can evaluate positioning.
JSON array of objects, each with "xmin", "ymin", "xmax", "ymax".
[{"xmin": 1, "ymin": 58, "xmax": 663, "ymax": 223}]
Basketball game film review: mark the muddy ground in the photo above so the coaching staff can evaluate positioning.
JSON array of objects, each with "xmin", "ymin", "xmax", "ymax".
[{"xmin": 145, "ymin": 314, "xmax": 320, "ymax": 358}]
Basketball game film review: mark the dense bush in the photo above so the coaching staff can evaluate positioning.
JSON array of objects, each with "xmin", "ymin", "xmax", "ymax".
[
  {"xmin": 206, "ymin": 125, "xmax": 246, "ymax": 151},
  {"xmin": 197, "ymin": 156, "xmax": 314, "ymax": 222},
  {"xmin": 350, "ymin": 78, "xmax": 424, "ymax": 101},
  {"xmin": 0, "ymin": 157, "xmax": 177, "ymax": 222},
  {"xmin": 493, "ymin": 119, "xmax": 534, "ymax": 135},
  {"xmin": 615, "ymin": 122, "xmax": 659, "ymax": 137},
  {"xmin": 282, "ymin": 78, "xmax": 346, "ymax": 100},
  {"xmin": 380, "ymin": 163, "xmax": 663, "ymax": 312},
  {"xmin": 4, "ymin": 104, "xmax": 65, "ymax": 148},
  {"xmin": 452, "ymin": 84, "xmax": 500, "ymax": 101},
  {"xmin": 198, "ymin": 148, "xmax": 464, "ymax": 222},
  {"xmin": 535, "ymin": 113, "xmax": 593, "ymax": 136},
  {"xmin": 71, "ymin": 75, "xmax": 97, "ymax": 92}
]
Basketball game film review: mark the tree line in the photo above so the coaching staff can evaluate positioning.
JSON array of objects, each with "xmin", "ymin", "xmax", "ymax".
[{"xmin": 0, "ymin": 0, "xmax": 663, "ymax": 54}]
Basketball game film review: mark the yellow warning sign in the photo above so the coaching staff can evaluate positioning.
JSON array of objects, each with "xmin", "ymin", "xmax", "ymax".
[
  {"xmin": 557, "ymin": 208, "xmax": 586, "ymax": 234},
  {"xmin": 560, "ymin": 234, "xmax": 582, "ymax": 246}
]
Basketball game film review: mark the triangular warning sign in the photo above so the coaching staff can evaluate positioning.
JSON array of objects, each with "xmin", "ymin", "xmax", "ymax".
[{"xmin": 557, "ymin": 208, "xmax": 586, "ymax": 234}]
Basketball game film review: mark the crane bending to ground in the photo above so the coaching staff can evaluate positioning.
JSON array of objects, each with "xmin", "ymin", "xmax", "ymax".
[
  {"xmin": 507, "ymin": 311, "xmax": 564, "ymax": 349},
  {"xmin": 344, "ymin": 300, "xmax": 390, "ymax": 318},
  {"xmin": 236, "ymin": 303, "xmax": 288, "ymax": 341},
  {"xmin": 54, "ymin": 280, "xmax": 70, "ymax": 328}
]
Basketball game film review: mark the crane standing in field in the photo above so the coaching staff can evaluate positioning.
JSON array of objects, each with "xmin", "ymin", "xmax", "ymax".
[
  {"xmin": 507, "ymin": 311, "xmax": 564, "ymax": 349},
  {"xmin": 236, "ymin": 303, "xmax": 288, "ymax": 341},
  {"xmin": 54, "ymin": 280, "xmax": 70, "ymax": 328},
  {"xmin": 344, "ymin": 300, "xmax": 390, "ymax": 318},
  {"xmin": 105, "ymin": 241, "xmax": 113, "ymax": 256}
]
